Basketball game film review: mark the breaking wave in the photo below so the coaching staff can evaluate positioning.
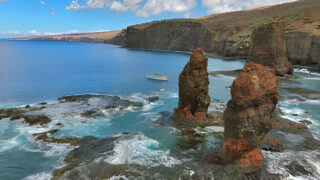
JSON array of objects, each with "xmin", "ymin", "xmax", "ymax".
[
  {"xmin": 294, "ymin": 68, "xmax": 320, "ymax": 80},
  {"xmin": 22, "ymin": 171, "xmax": 52, "ymax": 180},
  {"xmin": 104, "ymin": 134, "xmax": 181, "ymax": 167},
  {"xmin": 295, "ymin": 68, "xmax": 320, "ymax": 77},
  {"xmin": 263, "ymin": 150, "xmax": 320, "ymax": 180}
]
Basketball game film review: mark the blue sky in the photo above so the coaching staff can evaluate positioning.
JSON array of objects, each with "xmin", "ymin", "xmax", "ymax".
[{"xmin": 0, "ymin": 0, "xmax": 296, "ymax": 38}]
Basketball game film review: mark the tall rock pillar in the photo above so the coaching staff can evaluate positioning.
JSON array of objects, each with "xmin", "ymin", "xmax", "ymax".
[
  {"xmin": 221, "ymin": 62, "xmax": 279, "ymax": 168},
  {"xmin": 248, "ymin": 21, "xmax": 293, "ymax": 76},
  {"xmin": 174, "ymin": 48, "xmax": 210, "ymax": 123}
]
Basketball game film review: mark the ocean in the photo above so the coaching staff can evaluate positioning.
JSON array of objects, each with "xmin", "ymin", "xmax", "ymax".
[{"xmin": 0, "ymin": 40, "xmax": 319, "ymax": 179}]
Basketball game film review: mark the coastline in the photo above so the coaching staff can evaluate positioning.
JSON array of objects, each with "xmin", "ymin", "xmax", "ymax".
[{"xmin": 4, "ymin": 39, "xmax": 319, "ymax": 71}]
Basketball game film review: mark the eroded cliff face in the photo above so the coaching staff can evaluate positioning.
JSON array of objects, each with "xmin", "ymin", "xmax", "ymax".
[
  {"xmin": 124, "ymin": 20, "xmax": 249, "ymax": 58},
  {"xmin": 114, "ymin": 0, "xmax": 320, "ymax": 69},
  {"xmin": 125, "ymin": 21, "xmax": 214, "ymax": 52},
  {"xmin": 221, "ymin": 62, "xmax": 279, "ymax": 168},
  {"xmin": 173, "ymin": 48, "xmax": 211, "ymax": 123},
  {"xmin": 286, "ymin": 32, "xmax": 320, "ymax": 68},
  {"xmin": 248, "ymin": 21, "xmax": 293, "ymax": 76}
]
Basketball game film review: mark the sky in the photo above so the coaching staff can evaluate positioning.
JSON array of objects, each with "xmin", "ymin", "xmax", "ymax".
[{"xmin": 0, "ymin": 0, "xmax": 296, "ymax": 38}]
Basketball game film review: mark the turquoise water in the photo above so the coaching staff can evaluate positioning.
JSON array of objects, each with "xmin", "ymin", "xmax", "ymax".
[{"xmin": 0, "ymin": 41, "xmax": 319, "ymax": 179}]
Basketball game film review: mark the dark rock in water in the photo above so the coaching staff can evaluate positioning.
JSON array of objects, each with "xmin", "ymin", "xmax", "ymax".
[
  {"xmin": 260, "ymin": 136, "xmax": 282, "ymax": 152},
  {"xmin": 174, "ymin": 48, "xmax": 211, "ymax": 124},
  {"xmin": 154, "ymin": 111, "xmax": 173, "ymax": 126},
  {"xmin": 217, "ymin": 62, "xmax": 279, "ymax": 168},
  {"xmin": 209, "ymin": 69, "xmax": 241, "ymax": 77},
  {"xmin": 0, "ymin": 108, "xmax": 25, "ymax": 120},
  {"xmin": 248, "ymin": 21, "xmax": 293, "ymax": 76},
  {"xmin": 58, "ymin": 94, "xmax": 144, "ymax": 118},
  {"xmin": 286, "ymin": 160, "xmax": 312, "ymax": 177},
  {"xmin": 1, "ymin": 94, "xmax": 145, "ymax": 127},
  {"xmin": 32, "ymin": 129, "xmax": 92, "ymax": 146},
  {"xmin": 80, "ymin": 110, "xmax": 98, "ymax": 118},
  {"xmin": 56, "ymin": 123, "xmax": 64, "ymax": 127},
  {"xmin": 25, "ymin": 105, "xmax": 31, "ymax": 108},
  {"xmin": 104, "ymin": 105, "xmax": 118, "ymax": 109},
  {"xmin": 145, "ymin": 96, "xmax": 160, "ymax": 103},
  {"xmin": 58, "ymin": 94, "xmax": 96, "ymax": 102},
  {"xmin": 22, "ymin": 115, "xmax": 51, "ymax": 125},
  {"xmin": 177, "ymin": 129, "xmax": 206, "ymax": 151},
  {"xmin": 0, "ymin": 107, "xmax": 51, "ymax": 126},
  {"xmin": 271, "ymin": 117, "xmax": 308, "ymax": 135},
  {"xmin": 59, "ymin": 94, "xmax": 143, "ymax": 108},
  {"xmin": 50, "ymin": 133, "xmax": 253, "ymax": 180},
  {"xmin": 300, "ymin": 120, "xmax": 312, "ymax": 125},
  {"xmin": 266, "ymin": 125, "xmax": 320, "ymax": 152}
]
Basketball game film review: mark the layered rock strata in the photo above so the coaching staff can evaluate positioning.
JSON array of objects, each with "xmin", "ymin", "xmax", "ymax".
[
  {"xmin": 173, "ymin": 48, "xmax": 210, "ymax": 123},
  {"xmin": 248, "ymin": 21, "xmax": 293, "ymax": 76},
  {"xmin": 221, "ymin": 62, "xmax": 279, "ymax": 167}
]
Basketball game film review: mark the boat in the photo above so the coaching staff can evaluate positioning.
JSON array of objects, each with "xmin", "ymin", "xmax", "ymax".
[{"xmin": 147, "ymin": 74, "xmax": 168, "ymax": 81}]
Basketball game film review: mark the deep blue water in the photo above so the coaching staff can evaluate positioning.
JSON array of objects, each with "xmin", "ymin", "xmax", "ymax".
[
  {"xmin": 0, "ymin": 40, "xmax": 319, "ymax": 180},
  {"xmin": 0, "ymin": 41, "xmax": 187, "ymax": 107}
]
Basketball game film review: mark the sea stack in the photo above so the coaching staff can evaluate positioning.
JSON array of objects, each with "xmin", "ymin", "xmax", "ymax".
[
  {"xmin": 248, "ymin": 21, "xmax": 293, "ymax": 76},
  {"xmin": 173, "ymin": 48, "xmax": 210, "ymax": 123},
  {"xmin": 221, "ymin": 62, "xmax": 279, "ymax": 168}
]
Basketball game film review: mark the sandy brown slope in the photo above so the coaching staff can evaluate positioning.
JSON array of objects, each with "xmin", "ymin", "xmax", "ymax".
[{"xmin": 9, "ymin": 30, "xmax": 121, "ymax": 43}]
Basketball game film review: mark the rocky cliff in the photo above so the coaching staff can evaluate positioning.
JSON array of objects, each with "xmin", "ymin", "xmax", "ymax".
[
  {"xmin": 220, "ymin": 62, "xmax": 279, "ymax": 167},
  {"xmin": 287, "ymin": 32, "xmax": 320, "ymax": 68},
  {"xmin": 248, "ymin": 21, "xmax": 293, "ymax": 76},
  {"xmin": 126, "ymin": 21, "xmax": 215, "ymax": 53},
  {"xmin": 114, "ymin": 0, "xmax": 320, "ymax": 69},
  {"xmin": 173, "ymin": 48, "xmax": 211, "ymax": 124}
]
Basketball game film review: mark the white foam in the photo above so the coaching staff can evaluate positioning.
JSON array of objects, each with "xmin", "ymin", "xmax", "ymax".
[
  {"xmin": 214, "ymin": 74, "xmax": 236, "ymax": 80},
  {"xmin": 104, "ymin": 135, "xmax": 181, "ymax": 167},
  {"xmin": 108, "ymin": 175, "xmax": 129, "ymax": 180},
  {"xmin": 304, "ymin": 99, "xmax": 320, "ymax": 105},
  {"xmin": 205, "ymin": 126, "xmax": 225, "ymax": 133},
  {"xmin": 263, "ymin": 150, "xmax": 320, "ymax": 180},
  {"xmin": 168, "ymin": 92, "xmax": 178, "ymax": 98},
  {"xmin": 0, "ymin": 135, "xmax": 20, "ymax": 152},
  {"xmin": 208, "ymin": 102, "xmax": 226, "ymax": 112},
  {"xmin": 139, "ymin": 112, "xmax": 161, "ymax": 121},
  {"xmin": 295, "ymin": 68, "xmax": 320, "ymax": 77},
  {"xmin": 21, "ymin": 137, "xmax": 75, "ymax": 157},
  {"xmin": 23, "ymin": 171, "xmax": 52, "ymax": 180}
]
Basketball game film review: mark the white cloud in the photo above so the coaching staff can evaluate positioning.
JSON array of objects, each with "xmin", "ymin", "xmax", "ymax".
[
  {"xmin": 137, "ymin": 0, "xmax": 196, "ymax": 17},
  {"xmin": 66, "ymin": 0, "xmax": 196, "ymax": 17},
  {"xmin": 44, "ymin": 30, "xmax": 80, "ymax": 35},
  {"xmin": 27, "ymin": 30, "xmax": 40, "ymax": 35},
  {"xmin": 202, "ymin": 0, "xmax": 297, "ymax": 14},
  {"xmin": 0, "ymin": 0, "xmax": 8, "ymax": 2}
]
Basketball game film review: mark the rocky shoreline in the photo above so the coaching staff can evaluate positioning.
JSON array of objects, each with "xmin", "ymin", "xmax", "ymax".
[{"xmin": 0, "ymin": 65, "xmax": 319, "ymax": 179}]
